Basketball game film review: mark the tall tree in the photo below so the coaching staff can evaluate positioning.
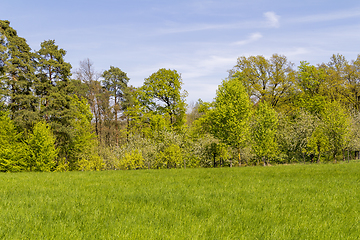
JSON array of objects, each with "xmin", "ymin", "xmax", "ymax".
[
  {"xmin": 35, "ymin": 40, "xmax": 74, "ymax": 159},
  {"xmin": 251, "ymin": 101, "xmax": 278, "ymax": 166},
  {"xmin": 230, "ymin": 54, "xmax": 295, "ymax": 110},
  {"xmin": 209, "ymin": 78, "xmax": 251, "ymax": 166},
  {"xmin": 321, "ymin": 101, "xmax": 350, "ymax": 162},
  {"xmin": 102, "ymin": 66, "xmax": 130, "ymax": 145},
  {"xmin": 74, "ymin": 58, "xmax": 103, "ymax": 137},
  {"xmin": 0, "ymin": 20, "xmax": 38, "ymax": 130}
]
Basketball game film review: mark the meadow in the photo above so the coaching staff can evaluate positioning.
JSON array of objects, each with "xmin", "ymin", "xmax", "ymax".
[{"xmin": 1, "ymin": 162, "xmax": 360, "ymax": 239}]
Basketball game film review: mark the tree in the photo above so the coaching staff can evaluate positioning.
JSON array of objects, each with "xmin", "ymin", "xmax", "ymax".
[
  {"xmin": 277, "ymin": 110, "xmax": 317, "ymax": 163},
  {"xmin": 251, "ymin": 101, "xmax": 278, "ymax": 166},
  {"xmin": 73, "ymin": 58, "xmax": 103, "ymax": 137},
  {"xmin": 0, "ymin": 111, "xmax": 27, "ymax": 172},
  {"xmin": 306, "ymin": 121, "xmax": 329, "ymax": 163},
  {"xmin": 67, "ymin": 95, "xmax": 103, "ymax": 170},
  {"xmin": 210, "ymin": 78, "xmax": 251, "ymax": 166},
  {"xmin": 102, "ymin": 66, "xmax": 130, "ymax": 145},
  {"xmin": 35, "ymin": 40, "xmax": 74, "ymax": 158},
  {"xmin": 0, "ymin": 20, "xmax": 38, "ymax": 130},
  {"xmin": 321, "ymin": 101, "xmax": 351, "ymax": 162},
  {"xmin": 229, "ymin": 54, "xmax": 295, "ymax": 110},
  {"xmin": 140, "ymin": 68, "xmax": 187, "ymax": 129},
  {"xmin": 26, "ymin": 121, "xmax": 57, "ymax": 172}
]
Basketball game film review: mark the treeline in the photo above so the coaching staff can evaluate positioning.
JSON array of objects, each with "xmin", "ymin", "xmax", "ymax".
[{"xmin": 1, "ymin": 20, "xmax": 360, "ymax": 172}]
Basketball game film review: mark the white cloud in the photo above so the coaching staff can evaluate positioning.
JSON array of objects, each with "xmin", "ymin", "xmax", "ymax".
[
  {"xmin": 264, "ymin": 11, "xmax": 280, "ymax": 28},
  {"xmin": 156, "ymin": 12, "xmax": 281, "ymax": 35},
  {"xmin": 233, "ymin": 32, "xmax": 262, "ymax": 45},
  {"xmin": 291, "ymin": 9, "xmax": 360, "ymax": 23}
]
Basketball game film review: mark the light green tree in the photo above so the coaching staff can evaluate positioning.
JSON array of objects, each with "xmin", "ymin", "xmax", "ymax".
[
  {"xmin": 0, "ymin": 111, "xmax": 27, "ymax": 172},
  {"xmin": 210, "ymin": 78, "xmax": 251, "ymax": 166},
  {"xmin": 277, "ymin": 110, "xmax": 317, "ymax": 163},
  {"xmin": 118, "ymin": 149, "xmax": 145, "ymax": 170},
  {"xmin": 139, "ymin": 68, "xmax": 187, "ymax": 130},
  {"xmin": 321, "ymin": 101, "xmax": 351, "ymax": 162},
  {"xmin": 155, "ymin": 144, "xmax": 182, "ymax": 169},
  {"xmin": 307, "ymin": 122, "xmax": 329, "ymax": 163},
  {"xmin": 68, "ymin": 95, "xmax": 104, "ymax": 171},
  {"xmin": 26, "ymin": 121, "xmax": 57, "ymax": 172},
  {"xmin": 229, "ymin": 54, "xmax": 295, "ymax": 110},
  {"xmin": 251, "ymin": 101, "xmax": 278, "ymax": 166}
]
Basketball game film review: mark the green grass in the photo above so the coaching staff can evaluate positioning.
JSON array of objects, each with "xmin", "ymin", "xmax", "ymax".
[{"xmin": 1, "ymin": 162, "xmax": 360, "ymax": 239}]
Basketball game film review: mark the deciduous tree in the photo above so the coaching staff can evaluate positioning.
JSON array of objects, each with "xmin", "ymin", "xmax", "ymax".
[
  {"xmin": 210, "ymin": 78, "xmax": 251, "ymax": 166},
  {"xmin": 140, "ymin": 68, "xmax": 187, "ymax": 130},
  {"xmin": 251, "ymin": 101, "xmax": 278, "ymax": 166}
]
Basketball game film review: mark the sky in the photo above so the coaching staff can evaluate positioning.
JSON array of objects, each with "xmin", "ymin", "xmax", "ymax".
[{"xmin": 2, "ymin": 0, "xmax": 360, "ymax": 103}]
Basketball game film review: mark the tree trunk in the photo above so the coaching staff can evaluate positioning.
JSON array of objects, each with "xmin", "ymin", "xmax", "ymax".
[
  {"xmin": 238, "ymin": 148, "xmax": 241, "ymax": 167},
  {"xmin": 348, "ymin": 149, "xmax": 350, "ymax": 163},
  {"xmin": 115, "ymin": 95, "xmax": 118, "ymax": 146},
  {"xmin": 302, "ymin": 152, "xmax": 305, "ymax": 164},
  {"xmin": 213, "ymin": 152, "xmax": 216, "ymax": 168},
  {"xmin": 317, "ymin": 152, "xmax": 321, "ymax": 163},
  {"xmin": 263, "ymin": 156, "xmax": 266, "ymax": 166}
]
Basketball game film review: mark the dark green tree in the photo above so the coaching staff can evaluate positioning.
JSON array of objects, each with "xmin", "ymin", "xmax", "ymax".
[
  {"xmin": 102, "ymin": 66, "xmax": 130, "ymax": 145},
  {"xmin": 0, "ymin": 20, "xmax": 38, "ymax": 130},
  {"xmin": 35, "ymin": 40, "xmax": 73, "ymax": 159}
]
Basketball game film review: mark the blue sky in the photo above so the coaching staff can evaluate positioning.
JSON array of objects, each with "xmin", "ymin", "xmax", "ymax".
[{"xmin": 3, "ymin": 0, "xmax": 360, "ymax": 103}]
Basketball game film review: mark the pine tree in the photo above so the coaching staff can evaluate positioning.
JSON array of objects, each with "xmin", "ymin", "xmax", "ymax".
[
  {"xmin": 0, "ymin": 20, "xmax": 38, "ymax": 130},
  {"xmin": 35, "ymin": 40, "xmax": 74, "ymax": 159}
]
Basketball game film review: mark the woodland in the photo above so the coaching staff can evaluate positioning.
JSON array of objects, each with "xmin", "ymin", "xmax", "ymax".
[{"xmin": 1, "ymin": 19, "xmax": 360, "ymax": 172}]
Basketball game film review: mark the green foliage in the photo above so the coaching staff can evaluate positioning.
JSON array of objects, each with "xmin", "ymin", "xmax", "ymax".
[
  {"xmin": 277, "ymin": 110, "xmax": 316, "ymax": 163},
  {"xmin": 251, "ymin": 101, "xmax": 278, "ymax": 164},
  {"xmin": 155, "ymin": 144, "xmax": 182, "ymax": 169},
  {"xmin": 3, "ymin": 19, "xmax": 360, "ymax": 170},
  {"xmin": 210, "ymin": 78, "xmax": 250, "ymax": 150},
  {"xmin": 25, "ymin": 121, "xmax": 57, "ymax": 172},
  {"xmin": 140, "ymin": 68, "xmax": 187, "ymax": 129},
  {"xmin": 230, "ymin": 54, "xmax": 295, "ymax": 109},
  {"xmin": 102, "ymin": 66, "xmax": 130, "ymax": 145},
  {"xmin": 0, "ymin": 20, "xmax": 38, "ymax": 130},
  {"xmin": 67, "ymin": 95, "xmax": 104, "ymax": 171},
  {"xmin": 0, "ymin": 111, "xmax": 27, "ymax": 172},
  {"xmin": 321, "ymin": 101, "xmax": 351, "ymax": 161},
  {"xmin": 307, "ymin": 123, "xmax": 329, "ymax": 163},
  {"xmin": 118, "ymin": 149, "xmax": 145, "ymax": 170}
]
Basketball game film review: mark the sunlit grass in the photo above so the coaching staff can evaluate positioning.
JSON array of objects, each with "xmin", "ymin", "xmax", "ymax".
[{"xmin": 1, "ymin": 162, "xmax": 359, "ymax": 239}]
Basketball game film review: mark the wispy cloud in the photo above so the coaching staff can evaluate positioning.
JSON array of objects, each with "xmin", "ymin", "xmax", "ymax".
[
  {"xmin": 233, "ymin": 32, "xmax": 262, "ymax": 45},
  {"xmin": 264, "ymin": 11, "xmax": 280, "ymax": 28},
  {"xmin": 291, "ymin": 9, "xmax": 360, "ymax": 23},
  {"xmin": 156, "ymin": 11, "xmax": 281, "ymax": 35}
]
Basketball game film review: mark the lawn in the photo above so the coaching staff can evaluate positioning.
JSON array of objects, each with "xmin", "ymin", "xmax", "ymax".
[{"xmin": 0, "ymin": 162, "xmax": 359, "ymax": 239}]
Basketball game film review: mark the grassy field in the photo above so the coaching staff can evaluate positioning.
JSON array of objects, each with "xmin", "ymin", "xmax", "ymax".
[{"xmin": 1, "ymin": 162, "xmax": 360, "ymax": 239}]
